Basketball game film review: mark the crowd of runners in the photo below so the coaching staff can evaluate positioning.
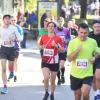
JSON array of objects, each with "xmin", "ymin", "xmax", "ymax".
[{"xmin": 0, "ymin": 14, "xmax": 100, "ymax": 100}]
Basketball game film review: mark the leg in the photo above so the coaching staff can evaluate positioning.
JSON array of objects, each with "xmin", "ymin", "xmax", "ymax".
[
  {"xmin": 14, "ymin": 58, "xmax": 18, "ymax": 82},
  {"xmin": 95, "ymin": 69, "xmax": 100, "ymax": 90},
  {"xmin": 81, "ymin": 84, "xmax": 91, "ymax": 100},
  {"xmin": 1, "ymin": 59, "xmax": 7, "ymax": 86},
  {"xmin": 60, "ymin": 60, "xmax": 65, "ymax": 83},
  {"xmin": 50, "ymin": 71, "xmax": 57, "ymax": 100},
  {"xmin": 74, "ymin": 89, "xmax": 81, "ymax": 100},
  {"xmin": 50, "ymin": 71, "xmax": 57, "ymax": 93},
  {"xmin": 94, "ymin": 69, "xmax": 100, "ymax": 99},
  {"xmin": 70, "ymin": 75, "xmax": 82, "ymax": 100},
  {"xmin": 1, "ymin": 59, "xmax": 8, "ymax": 94},
  {"xmin": 8, "ymin": 60, "xmax": 14, "ymax": 79},
  {"xmin": 42, "ymin": 67, "xmax": 50, "ymax": 100},
  {"xmin": 57, "ymin": 70, "xmax": 61, "ymax": 85}
]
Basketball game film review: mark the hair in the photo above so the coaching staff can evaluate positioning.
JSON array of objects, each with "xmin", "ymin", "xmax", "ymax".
[
  {"xmin": 78, "ymin": 23, "xmax": 88, "ymax": 30},
  {"xmin": 47, "ymin": 21, "xmax": 56, "ymax": 27},
  {"xmin": 3, "ymin": 14, "xmax": 11, "ymax": 20},
  {"xmin": 58, "ymin": 17, "xmax": 64, "ymax": 22},
  {"xmin": 92, "ymin": 20, "xmax": 100, "ymax": 25}
]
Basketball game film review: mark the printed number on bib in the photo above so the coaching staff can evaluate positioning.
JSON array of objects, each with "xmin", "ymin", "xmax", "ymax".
[
  {"xmin": 4, "ymin": 41, "xmax": 11, "ymax": 45},
  {"xmin": 76, "ymin": 59, "xmax": 88, "ymax": 69},
  {"xmin": 43, "ymin": 49, "xmax": 54, "ymax": 57}
]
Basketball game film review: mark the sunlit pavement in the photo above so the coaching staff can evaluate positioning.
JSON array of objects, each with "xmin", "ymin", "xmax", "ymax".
[{"xmin": 0, "ymin": 40, "xmax": 94, "ymax": 100}]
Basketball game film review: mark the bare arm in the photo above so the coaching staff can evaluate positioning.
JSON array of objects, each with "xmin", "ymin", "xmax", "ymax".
[{"xmin": 67, "ymin": 44, "xmax": 82, "ymax": 62}]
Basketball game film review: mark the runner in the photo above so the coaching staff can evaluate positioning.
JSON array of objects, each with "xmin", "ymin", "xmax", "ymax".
[
  {"xmin": 89, "ymin": 20, "xmax": 100, "ymax": 100},
  {"xmin": 38, "ymin": 22, "xmax": 64, "ymax": 100},
  {"xmin": 55, "ymin": 17, "xmax": 71, "ymax": 85},
  {"xmin": 0, "ymin": 14, "xmax": 22, "ymax": 94},
  {"xmin": 67, "ymin": 23, "xmax": 99, "ymax": 100},
  {"xmin": 8, "ymin": 16, "xmax": 23, "ymax": 82},
  {"xmin": 38, "ymin": 18, "xmax": 50, "ymax": 57}
]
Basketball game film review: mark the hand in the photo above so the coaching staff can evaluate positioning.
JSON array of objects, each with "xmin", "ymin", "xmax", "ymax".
[
  {"xmin": 90, "ymin": 57, "xmax": 95, "ymax": 63},
  {"xmin": 76, "ymin": 44, "xmax": 82, "ymax": 52},
  {"xmin": 52, "ymin": 40, "xmax": 58, "ymax": 48}
]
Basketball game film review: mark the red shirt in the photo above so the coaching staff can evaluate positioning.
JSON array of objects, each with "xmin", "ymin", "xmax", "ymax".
[{"xmin": 39, "ymin": 34, "xmax": 63, "ymax": 64}]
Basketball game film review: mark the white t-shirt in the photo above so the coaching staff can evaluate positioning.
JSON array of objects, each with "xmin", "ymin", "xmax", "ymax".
[{"xmin": 0, "ymin": 25, "xmax": 22, "ymax": 47}]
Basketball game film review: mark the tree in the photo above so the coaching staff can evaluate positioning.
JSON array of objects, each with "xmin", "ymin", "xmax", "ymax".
[
  {"xmin": 80, "ymin": 0, "xmax": 87, "ymax": 19},
  {"xmin": 24, "ymin": 0, "xmax": 37, "ymax": 12}
]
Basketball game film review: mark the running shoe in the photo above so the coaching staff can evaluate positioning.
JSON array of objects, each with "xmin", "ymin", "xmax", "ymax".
[
  {"xmin": 57, "ymin": 79, "xmax": 61, "ymax": 85},
  {"xmin": 1, "ymin": 87, "xmax": 8, "ymax": 94},
  {"xmin": 61, "ymin": 76, "xmax": 65, "ymax": 84},
  {"xmin": 50, "ymin": 94, "xmax": 54, "ymax": 100},
  {"xmin": 97, "ymin": 94, "xmax": 100, "ymax": 100},
  {"xmin": 94, "ymin": 96, "xmax": 97, "ymax": 100},
  {"xmin": 43, "ymin": 91, "xmax": 49, "ymax": 100}
]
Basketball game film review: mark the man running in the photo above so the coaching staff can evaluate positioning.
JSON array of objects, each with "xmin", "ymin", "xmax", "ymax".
[
  {"xmin": 0, "ymin": 14, "xmax": 22, "ymax": 94},
  {"xmin": 67, "ymin": 23, "xmax": 99, "ymax": 100},
  {"xmin": 55, "ymin": 17, "xmax": 71, "ymax": 85},
  {"xmin": 8, "ymin": 16, "xmax": 23, "ymax": 82},
  {"xmin": 89, "ymin": 20, "xmax": 100, "ymax": 100}
]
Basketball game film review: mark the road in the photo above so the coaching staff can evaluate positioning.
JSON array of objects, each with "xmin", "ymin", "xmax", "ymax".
[{"xmin": 0, "ymin": 40, "xmax": 94, "ymax": 100}]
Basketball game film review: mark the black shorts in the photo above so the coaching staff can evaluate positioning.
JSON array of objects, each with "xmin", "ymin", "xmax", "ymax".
[
  {"xmin": 59, "ymin": 52, "xmax": 67, "ymax": 61},
  {"xmin": 41, "ymin": 62, "xmax": 59, "ymax": 72},
  {"xmin": 0, "ymin": 45, "xmax": 16, "ymax": 61},
  {"xmin": 14, "ymin": 48, "xmax": 19, "ymax": 58},
  {"xmin": 70, "ymin": 75, "xmax": 93, "ymax": 91},
  {"xmin": 93, "ymin": 58, "xmax": 100, "ymax": 73}
]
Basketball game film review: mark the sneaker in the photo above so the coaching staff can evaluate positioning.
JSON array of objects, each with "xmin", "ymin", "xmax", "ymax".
[
  {"xmin": 43, "ymin": 91, "xmax": 49, "ymax": 100},
  {"xmin": 50, "ymin": 94, "xmax": 54, "ymax": 100},
  {"xmin": 1, "ymin": 87, "xmax": 8, "ymax": 94},
  {"xmin": 14, "ymin": 76, "xmax": 17, "ymax": 82},
  {"xmin": 57, "ymin": 80, "xmax": 61, "ymax": 85},
  {"xmin": 94, "ymin": 96, "xmax": 97, "ymax": 100},
  {"xmin": 97, "ymin": 94, "xmax": 100, "ymax": 100},
  {"xmin": 61, "ymin": 76, "xmax": 65, "ymax": 84}
]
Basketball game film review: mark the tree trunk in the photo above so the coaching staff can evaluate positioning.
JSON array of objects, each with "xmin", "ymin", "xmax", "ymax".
[{"xmin": 80, "ymin": 0, "xmax": 87, "ymax": 19}]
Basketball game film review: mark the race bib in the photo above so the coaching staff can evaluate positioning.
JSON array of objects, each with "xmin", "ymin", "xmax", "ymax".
[
  {"xmin": 4, "ymin": 41, "xmax": 11, "ymax": 45},
  {"xmin": 76, "ymin": 59, "xmax": 88, "ymax": 69},
  {"xmin": 43, "ymin": 48, "xmax": 54, "ymax": 57}
]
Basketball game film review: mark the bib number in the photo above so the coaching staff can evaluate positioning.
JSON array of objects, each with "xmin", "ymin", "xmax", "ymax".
[
  {"xmin": 76, "ymin": 59, "xmax": 88, "ymax": 69},
  {"xmin": 43, "ymin": 49, "xmax": 54, "ymax": 57},
  {"xmin": 4, "ymin": 41, "xmax": 11, "ymax": 45}
]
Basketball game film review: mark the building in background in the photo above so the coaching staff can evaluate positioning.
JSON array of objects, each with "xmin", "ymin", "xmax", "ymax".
[
  {"xmin": 0, "ymin": 0, "xmax": 14, "ymax": 15},
  {"xmin": 0, "ymin": 0, "xmax": 24, "ymax": 16}
]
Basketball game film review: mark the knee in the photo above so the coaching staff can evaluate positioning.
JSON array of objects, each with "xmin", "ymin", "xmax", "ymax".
[
  {"xmin": 51, "ymin": 81, "xmax": 55, "ymax": 86},
  {"xmin": 44, "ymin": 76, "xmax": 49, "ymax": 82},
  {"xmin": 50, "ymin": 78, "xmax": 56, "ymax": 86},
  {"xmin": 74, "ymin": 92, "xmax": 81, "ymax": 99},
  {"xmin": 82, "ymin": 91, "xmax": 89, "ymax": 98},
  {"xmin": 2, "ymin": 69, "xmax": 6, "ymax": 73}
]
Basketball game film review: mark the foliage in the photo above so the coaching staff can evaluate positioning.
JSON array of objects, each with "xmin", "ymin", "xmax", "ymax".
[{"xmin": 24, "ymin": 0, "xmax": 37, "ymax": 12}]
